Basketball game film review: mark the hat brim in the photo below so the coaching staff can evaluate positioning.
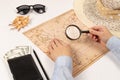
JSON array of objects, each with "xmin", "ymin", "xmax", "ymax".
[
  {"xmin": 74, "ymin": 0, "xmax": 94, "ymax": 27},
  {"xmin": 74, "ymin": 0, "xmax": 120, "ymax": 37}
]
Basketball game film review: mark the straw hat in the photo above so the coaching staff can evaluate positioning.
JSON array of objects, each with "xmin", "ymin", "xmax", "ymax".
[{"xmin": 74, "ymin": 0, "xmax": 120, "ymax": 37}]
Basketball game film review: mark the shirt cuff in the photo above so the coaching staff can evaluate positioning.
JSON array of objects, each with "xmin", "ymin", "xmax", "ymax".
[
  {"xmin": 106, "ymin": 36, "xmax": 120, "ymax": 50},
  {"xmin": 55, "ymin": 56, "xmax": 72, "ymax": 71}
]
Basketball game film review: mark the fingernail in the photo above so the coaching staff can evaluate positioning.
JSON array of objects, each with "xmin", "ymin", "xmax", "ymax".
[{"xmin": 87, "ymin": 33, "xmax": 90, "ymax": 36}]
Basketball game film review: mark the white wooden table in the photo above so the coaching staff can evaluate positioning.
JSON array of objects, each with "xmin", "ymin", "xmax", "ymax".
[{"xmin": 0, "ymin": 0, "xmax": 120, "ymax": 80}]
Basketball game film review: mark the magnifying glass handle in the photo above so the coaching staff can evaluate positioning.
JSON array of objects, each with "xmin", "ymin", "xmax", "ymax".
[{"xmin": 81, "ymin": 30, "xmax": 89, "ymax": 33}]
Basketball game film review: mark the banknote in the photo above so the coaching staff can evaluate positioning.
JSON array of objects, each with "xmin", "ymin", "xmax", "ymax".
[
  {"xmin": 16, "ymin": 46, "xmax": 31, "ymax": 54},
  {"xmin": 4, "ymin": 46, "xmax": 31, "ymax": 60}
]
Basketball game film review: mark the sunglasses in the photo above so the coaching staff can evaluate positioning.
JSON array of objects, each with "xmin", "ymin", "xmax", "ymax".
[{"xmin": 16, "ymin": 4, "xmax": 46, "ymax": 15}]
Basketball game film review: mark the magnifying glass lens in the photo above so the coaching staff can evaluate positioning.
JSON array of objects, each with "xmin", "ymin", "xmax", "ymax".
[{"xmin": 65, "ymin": 26, "xmax": 80, "ymax": 40}]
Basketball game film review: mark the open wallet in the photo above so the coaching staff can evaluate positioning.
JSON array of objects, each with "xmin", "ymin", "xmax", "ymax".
[{"xmin": 4, "ymin": 46, "xmax": 49, "ymax": 80}]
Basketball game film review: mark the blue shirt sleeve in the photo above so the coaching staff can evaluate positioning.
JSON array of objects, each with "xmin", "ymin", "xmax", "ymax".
[
  {"xmin": 51, "ymin": 56, "xmax": 74, "ymax": 80},
  {"xmin": 106, "ymin": 36, "xmax": 120, "ymax": 60},
  {"xmin": 51, "ymin": 36, "xmax": 120, "ymax": 80}
]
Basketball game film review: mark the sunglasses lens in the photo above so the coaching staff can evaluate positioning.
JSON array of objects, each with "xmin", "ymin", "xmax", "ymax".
[
  {"xmin": 33, "ymin": 4, "xmax": 46, "ymax": 14},
  {"xmin": 17, "ymin": 5, "xmax": 30, "ymax": 15}
]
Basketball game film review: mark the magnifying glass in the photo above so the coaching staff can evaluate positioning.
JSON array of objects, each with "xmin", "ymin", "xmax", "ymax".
[{"xmin": 65, "ymin": 25, "xmax": 89, "ymax": 40}]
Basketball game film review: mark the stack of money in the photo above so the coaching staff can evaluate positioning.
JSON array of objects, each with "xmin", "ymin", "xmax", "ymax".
[{"xmin": 4, "ymin": 46, "xmax": 31, "ymax": 60}]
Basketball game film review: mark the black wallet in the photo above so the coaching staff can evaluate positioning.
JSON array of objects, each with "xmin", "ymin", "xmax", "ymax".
[{"xmin": 8, "ymin": 54, "xmax": 43, "ymax": 80}]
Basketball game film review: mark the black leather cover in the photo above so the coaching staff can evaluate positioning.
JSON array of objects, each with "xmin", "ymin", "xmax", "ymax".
[{"xmin": 8, "ymin": 54, "xmax": 43, "ymax": 80}]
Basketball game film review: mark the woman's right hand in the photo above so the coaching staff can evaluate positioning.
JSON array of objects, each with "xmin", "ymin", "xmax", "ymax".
[{"xmin": 89, "ymin": 26, "xmax": 113, "ymax": 43}]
